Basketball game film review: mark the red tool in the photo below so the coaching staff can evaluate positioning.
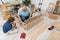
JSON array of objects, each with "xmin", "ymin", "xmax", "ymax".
[{"xmin": 20, "ymin": 33, "xmax": 26, "ymax": 39}]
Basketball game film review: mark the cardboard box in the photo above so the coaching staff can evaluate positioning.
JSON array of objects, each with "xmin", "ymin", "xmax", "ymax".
[
  {"xmin": 3, "ymin": 10, "xmax": 11, "ymax": 20},
  {"xmin": 49, "ymin": 13, "xmax": 58, "ymax": 19}
]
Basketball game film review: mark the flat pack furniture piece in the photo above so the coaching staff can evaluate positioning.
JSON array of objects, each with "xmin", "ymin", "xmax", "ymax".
[
  {"xmin": 28, "ymin": 22, "xmax": 51, "ymax": 40},
  {"xmin": 46, "ymin": 30, "xmax": 60, "ymax": 40},
  {"xmin": 15, "ymin": 14, "xmax": 44, "ymax": 30},
  {"xmin": 0, "ymin": 2, "xmax": 21, "ymax": 20},
  {"xmin": 49, "ymin": 13, "xmax": 58, "ymax": 19},
  {"xmin": 30, "ymin": 4, "xmax": 35, "ymax": 13}
]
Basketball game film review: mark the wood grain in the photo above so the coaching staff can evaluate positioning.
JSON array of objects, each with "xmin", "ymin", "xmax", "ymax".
[
  {"xmin": 46, "ymin": 30, "xmax": 60, "ymax": 40},
  {"xmin": 28, "ymin": 22, "xmax": 50, "ymax": 40},
  {"xmin": 15, "ymin": 15, "xmax": 44, "ymax": 30}
]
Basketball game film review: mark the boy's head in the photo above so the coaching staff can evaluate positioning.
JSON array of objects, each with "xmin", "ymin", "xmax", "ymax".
[{"xmin": 8, "ymin": 17, "xmax": 15, "ymax": 24}]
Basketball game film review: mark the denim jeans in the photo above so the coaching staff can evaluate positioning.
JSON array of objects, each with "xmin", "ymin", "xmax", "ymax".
[{"xmin": 20, "ymin": 15, "xmax": 29, "ymax": 22}]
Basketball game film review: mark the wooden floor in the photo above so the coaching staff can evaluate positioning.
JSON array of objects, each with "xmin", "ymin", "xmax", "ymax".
[
  {"xmin": 28, "ymin": 21, "xmax": 51, "ymax": 40},
  {"xmin": 46, "ymin": 30, "xmax": 60, "ymax": 40},
  {"xmin": 0, "ymin": 12, "xmax": 60, "ymax": 40}
]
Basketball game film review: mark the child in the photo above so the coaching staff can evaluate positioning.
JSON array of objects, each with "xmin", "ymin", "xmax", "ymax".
[{"xmin": 3, "ymin": 17, "xmax": 18, "ymax": 34}]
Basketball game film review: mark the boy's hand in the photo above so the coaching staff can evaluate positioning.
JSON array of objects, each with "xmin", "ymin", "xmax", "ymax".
[{"xmin": 12, "ymin": 23, "xmax": 16, "ymax": 27}]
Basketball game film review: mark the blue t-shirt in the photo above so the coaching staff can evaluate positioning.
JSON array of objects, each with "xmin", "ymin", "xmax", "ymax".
[
  {"xmin": 3, "ymin": 21, "xmax": 12, "ymax": 33},
  {"xmin": 18, "ymin": 7, "xmax": 31, "ymax": 16}
]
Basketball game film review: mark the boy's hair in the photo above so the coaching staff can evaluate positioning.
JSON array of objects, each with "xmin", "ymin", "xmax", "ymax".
[{"xmin": 8, "ymin": 17, "xmax": 15, "ymax": 23}]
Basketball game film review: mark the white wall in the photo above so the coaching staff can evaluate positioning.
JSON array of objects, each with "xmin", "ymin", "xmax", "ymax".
[
  {"xmin": 0, "ymin": 0, "xmax": 22, "ymax": 5},
  {"xmin": 31, "ymin": 0, "xmax": 57, "ymax": 11}
]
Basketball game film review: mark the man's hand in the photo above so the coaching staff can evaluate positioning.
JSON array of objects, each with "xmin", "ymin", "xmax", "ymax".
[
  {"xmin": 16, "ymin": 14, "xmax": 22, "ymax": 22},
  {"xmin": 29, "ymin": 12, "xmax": 32, "ymax": 18},
  {"xmin": 29, "ymin": 14, "xmax": 32, "ymax": 19},
  {"xmin": 29, "ymin": 16, "xmax": 32, "ymax": 19}
]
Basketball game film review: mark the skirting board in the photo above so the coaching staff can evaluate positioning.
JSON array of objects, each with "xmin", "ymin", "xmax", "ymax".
[
  {"xmin": 46, "ymin": 30, "xmax": 60, "ymax": 40},
  {"xmin": 28, "ymin": 22, "xmax": 51, "ymax": 40},
  {"xmin": 15, "ymin": 15, "xmax": 44, "ymax": 30}
]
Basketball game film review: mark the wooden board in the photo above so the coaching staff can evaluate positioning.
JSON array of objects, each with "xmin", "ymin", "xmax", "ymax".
[
  {"xmin": 23, "ymin": 15, "xmax": 44, "ymax": 30},
  {"xmin": 28, "ymin": 22, "xmax": 50, "ymax": 40},
  {"xmin": 15, "ymin": 15, "xmax": 44, "ymax": 30},
  {"xmin": 46, "ymin": 30, "xmax": 60, "ymax": 40},
  {"xmin": 24, "ymin": 15, "xmax": 41, "ymax": 24},
  {"xmin": 30, "ymin": 4, "xmax": 35, "ymax": 12},
  {"xmin": 27, "ymin": 16, "xmax": 44, "ymax": 30}
]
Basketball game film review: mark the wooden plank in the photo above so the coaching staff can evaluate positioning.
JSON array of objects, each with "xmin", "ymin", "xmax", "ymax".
[
  {"xmin": 24, "ymin": 15, "xmax": 41, "ymax": 24},
  {"xmin": 25, "ymin": 16, "xmax": 44, "ymax": 30},
  {"xmin": 46, "ymin": 30, "xmax": 60, "ymax": 40},
  {"xmin": 28, "ymin": 22, "xmax": 50, "ymax": 40},
  {"xmin": 15, "ymin": 15, "xmax": 44, "ymax": 30}
]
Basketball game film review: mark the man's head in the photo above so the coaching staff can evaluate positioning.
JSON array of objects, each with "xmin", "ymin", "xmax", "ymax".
[
  {"xmin": 22, "ymin": 5, "xmax": 27, "ymax": 12},
  {"xmin": 8, "ymin": 17, "xmax": 15, "ymax": 24}
]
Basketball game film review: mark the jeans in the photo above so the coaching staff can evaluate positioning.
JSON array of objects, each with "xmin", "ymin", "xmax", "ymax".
[{"xmin": 20, "ymin": 15, "xmax": 29, "ymax": 22}]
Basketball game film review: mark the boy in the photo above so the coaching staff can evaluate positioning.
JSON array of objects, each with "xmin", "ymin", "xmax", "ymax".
[{"xmin": 3, "ymin": 17, "xmax": 17, "ymax": 34}]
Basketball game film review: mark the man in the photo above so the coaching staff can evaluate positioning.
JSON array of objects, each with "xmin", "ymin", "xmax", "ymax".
[
  {"xmin": 16, "ymin": 5, "xmax": 32, "ymax": 22},
  {"xmin": 3, "ymin": 17, "xmax": 17, "ymax": 34}
]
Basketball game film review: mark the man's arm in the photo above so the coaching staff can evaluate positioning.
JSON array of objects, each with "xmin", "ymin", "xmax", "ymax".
[
  {"xmin": 29, "ymin": 12, "xmax": 32, "ymax": 18},
  {"xmin": 30, "ymin": 12, "xmax": 32, "ymax": 17},
  {"xmin": 15, "ymin": 14, "xmax": 25, "ymax": 24},
  {"xmin": 28, "ymin": 7, "xmax": 32, "ymax": 18},
  {"xmin": 16, "ymin": 14, "xmax": 22, "ymax": 22}
]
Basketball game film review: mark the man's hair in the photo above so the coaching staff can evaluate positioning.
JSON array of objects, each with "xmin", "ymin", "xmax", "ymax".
[
  {"xmin": 8, "ymin": 17, "xmax": 15, "ymax": 23},
  {"xmin": 22, "ymin": 4, "xmax": 27, "ymax": 7}
]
